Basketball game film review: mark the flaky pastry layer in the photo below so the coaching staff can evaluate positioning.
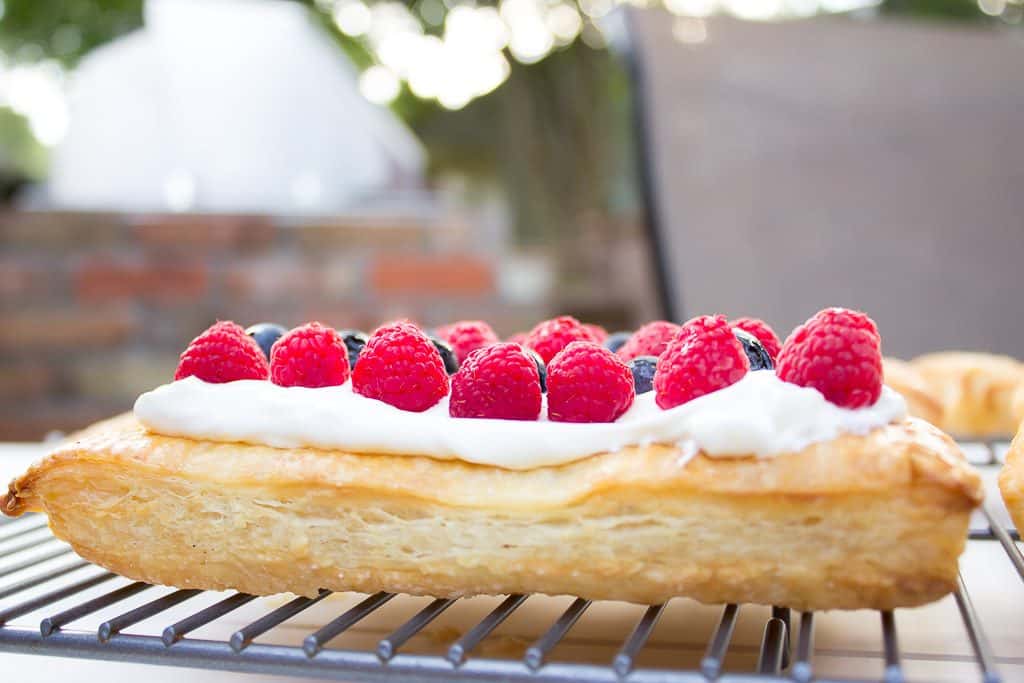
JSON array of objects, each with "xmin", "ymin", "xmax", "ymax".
[
  {"xmin": 999, "ymin": 423, "xmax": 1024, "ymax": 534},
  {"xmin": 882, "ymin": 358, "xmax": 944, "ymax": 426},
  {"xmin": 912, "ymin": 352, "xmax": 1024, "ymax": 438},
  {"xmin": 3, "ymin": 414, "xmax": 981, "ymax": 611}
]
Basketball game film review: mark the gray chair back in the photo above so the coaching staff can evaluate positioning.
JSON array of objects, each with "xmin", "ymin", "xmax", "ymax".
[{"xmin": 626, "ymin": 12, "xmax": 1024, "ymax": 357}]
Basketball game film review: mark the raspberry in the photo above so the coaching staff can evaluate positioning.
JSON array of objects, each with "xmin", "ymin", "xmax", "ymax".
[
  {"xmin": 616, "ymin": 321, "xmax": 681, "ymax": 361},
  {"xmin": 654, "ymin": 315, "xmax": 749, "ymax": 409},
  {"xmin": 449, "ymin": 343, "xmax": 542, "ymax": 420},
  {"xmin": 435, "ymin": 320, "xmax": 500, "ymax": 364},
  {"xmin": 583, "ymin": 323, "xmax": 609, "ymax": 343},
  {"xmin": 352, "ymin": 322, "xmax": 449, "ymax": 412},
  {"xmin": 547, "ymin": 342, "xmax": 635, "ymax": 423},
  {"xmin": 730, "ymin": 317, "xmax": 782, "ymax": 361},
  {"xmin": 270, "ymin": 322, "xmax": 350, "ymax": 388},
  {"xmin": 524, "ymin": 316, "xmax": 597, "ymax": 364},
  {"xmin": 506, "ymin": 332, "xmax": 528, "ymax": 347},
  {"xmin": 174, "ymin": 321, "xmax": 270, "ymax": 383},
  {"xmin": 775, "ymin": 308, "xmax": 882, "ymax": 409}
]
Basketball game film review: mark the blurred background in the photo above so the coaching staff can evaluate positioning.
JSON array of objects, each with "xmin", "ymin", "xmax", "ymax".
[{"xmin": 0, "ymin": 0, "xmax": 1021, "ymax": 439}]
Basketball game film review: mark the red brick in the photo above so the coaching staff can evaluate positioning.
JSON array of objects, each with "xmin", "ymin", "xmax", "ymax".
[
  {"xmin": 133, "ymin": 214, "xmax": 276, "ymax": 250},
  {"xmin": 0, "ymin": 211, "xmax": 124, "ymax": 248},
  {"xmin": 75, "ymin": 259, "xmax": 208, "ymax": 303},
  {"xmin": 222, "ymin": 259, "xmax": 320, "ymax": 302},
  {"xmin": 369, "ymin": 254, "xmax": 494, "ymax": 296},
  {"xmin": 0, "ymin": 362, "xmax": 57, "ymax": 400},
  {"xmin": 0, "ymin": 259, "xmax": 56, "ymax": 300},
  {"xmin": 69, "ymin": 352, "xmax": 179, "ymax": 400},
  {"xmin": 0, "ymin": 399, "xmax": 127, "ymax": 441},
  {"xmin": 295, "ymin": 219, "xmax": 430, "ymax": 251},
  {"xmin": 0, "ymin": 308, "xmax": 138, "ymax": 351}
]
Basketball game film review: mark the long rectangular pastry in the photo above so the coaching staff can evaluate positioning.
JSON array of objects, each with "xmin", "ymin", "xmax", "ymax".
[{"xmin": 1, "ymin": 311, "xmax": 984, "ymax": 611}]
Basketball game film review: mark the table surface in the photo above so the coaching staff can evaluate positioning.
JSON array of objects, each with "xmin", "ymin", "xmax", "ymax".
[{"xmin": 1, "ymin": 442, "xmax": 1022, "ymax": 683}]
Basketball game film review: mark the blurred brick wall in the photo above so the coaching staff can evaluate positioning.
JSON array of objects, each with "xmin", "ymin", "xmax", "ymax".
[{"xmin": 0, "ymin": 210, "xmax": 567, "ymax": 440}]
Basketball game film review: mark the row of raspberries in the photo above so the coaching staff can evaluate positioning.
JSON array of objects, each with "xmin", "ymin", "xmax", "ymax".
[{"xmin": 173, "ymin": 307, "xmax": 882, "ymax": 422}]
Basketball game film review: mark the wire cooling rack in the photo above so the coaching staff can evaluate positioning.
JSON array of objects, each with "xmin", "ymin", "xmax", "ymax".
[{"xmin": 0, "ymin": 441, "xmax": 1021, "ymax": 683}]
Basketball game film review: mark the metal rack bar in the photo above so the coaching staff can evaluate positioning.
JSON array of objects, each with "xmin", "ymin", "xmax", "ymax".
[
  {"xmin": 39, "ymin": 581, "xmax": 150, "ymax": 636},
  {"xmin": 162, "ymin": 592, "xmax": 255, "ymax": 646},
  {"xmin": 98, "ymin": 589, "xmax": 202, "ymax": 642},
  {"xmin": 756, "ymin": 617, "xmax": 786, "ymax": 675},
  {"xmin": 0, "ymin": 559, "xmax": 90, "ymax": 601},
  {"xmin": 0, "ymin": 532, "xmax": 59, "ymax": 557},
  {"xmin": 0, "ymin": 546, "xmax": 72, "ymax": 579},
  {"xmin": 524, "ymin": 598, "xmax": 591, "ymax": 671},
  {"xmin": 792, "ymin": 612, "xmax": 815, "ymax": 683},
  {"xmin": 984, "ymin": 504, "xmax": 1024, "ymax": 581},
  {"xmin": 377, "ymin": 597, "xmax": 456, "ymax": 661},
  {"xmin": 612, "ymin": 603, "xmax": 665, "ymax": 676},
  {"xmin": 0, "ymin": 571, "xmax": 116, "ymax": 627},
  {"xmin": 230, "ymin": 590, "xmax": 330, "ymax": 652},
  {"xmin": 447, "ymin": 594, "xmax": 527, "ymax": 665},
  {"xmin": 306, "ymin": 591, "xmax": 395, "ymax": 657},
  {"xmin": 701, "ymin": 603, "xmax": 739, "ymax": 679},
  {"xmin": 771, "ymin": 606, "xmax": 791, "ymax": 669},
  {"xmin": 0, "ymin": 517, "xmax": 47, "ymax": 542},
  {"xmin": 953, "ymin": 575, "xmax": 1001, "ymax": 683},
  {"xmin": 880, "ymin": 611, "xmax": 903, "ymax": 683}
]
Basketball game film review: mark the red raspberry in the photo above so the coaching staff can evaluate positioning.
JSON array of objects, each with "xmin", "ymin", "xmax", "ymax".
[
  {"xmin": 175, "ymin": 321, "xmax": 270, "ymax": 383},
  {"xmin": 583, "ymin": 323, "xmax": 609, "ymax": 343},
  {"xmin": 775, "ymin": 308, "xmax": 882, "ymax": 408},
  {"xmin": 616, "ymin": 321, "xmax": 681, "ymax": 361},
  {"xmin": 449, "ymin": 343, "xmax": 542, "ymax": 420},
  {"xmin": 730, "ymin": 317, "xmax": 782, "ymax": 361},
  {"xmin": 269, "ymin": 322, "xmax": 350, "ymax": 388},
  {"xmin": 547, "ymin": 342, "xmax": 635, "ymax": 423},
  {"xmin": 435, "ymin": 320, "xmax": 500, "ymax": 364},
  {"xmin": 352, "ymin": 322, "xmax": 449, "ymax": 412},
  {"xmin": 524, "ymin": 316, "xmax": 597, "ymax": 364},
  {"xmin": 506, "ymin": 332, "xmax": 528, "ymax": 347},
  {"xmin": 654, "ymin": 315, "xmax": 749, "ymax": 409}
]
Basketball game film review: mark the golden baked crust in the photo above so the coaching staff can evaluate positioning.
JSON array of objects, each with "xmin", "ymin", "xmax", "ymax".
[
  {"xmin": 999, "ymin": 423, "xmax": 1024, "ymax": 533},
  {"xmin": 3, "ymin": 414, "xmax": 981, "ymax": 611},
  {"xmin": 883, "ymin": 358, "xmax": 943, "ymax": 425},
  {"xmin": 911, "ymin": 352, "xmax": 1024, "ymax": 438}
]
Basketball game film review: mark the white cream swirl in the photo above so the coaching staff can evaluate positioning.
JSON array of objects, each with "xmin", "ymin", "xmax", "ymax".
[{"xmin": 133, "ymin": 372, "xmax": 907, "ymax": 470}]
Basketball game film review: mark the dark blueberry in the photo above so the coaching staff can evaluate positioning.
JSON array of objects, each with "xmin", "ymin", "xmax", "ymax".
[
  {"xmin": 524, "ymin": 347, "xmax": 547, "ymax": 393},
  {"xmin": 339, "ymin": 329, "xmax": 369, "ymax": 370},
  {"xmin": 627, "ymin": 355, "xmax": 658, "ymax": 394},
  {"xmin": 245, "ymin": 323, "xmax": 287, "ymax": 360},
  {"xmin": 733, "ymin": 328, "xmax": 773, "ymax": 371},
  {"xmin": 604, "ymin": 331, "xmax": 633, "ymax": 354},
  {"xmin": 428, "ymin": 335, "xmax": 460, "ymax": 375}
]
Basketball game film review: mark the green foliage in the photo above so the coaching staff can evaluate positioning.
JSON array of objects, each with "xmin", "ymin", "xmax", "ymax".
[
  {"xmin": 0, "ymin": 0, "xmax": 143, "ymax": 67},
  {"xmin": 0, "ymin": 106, "xmax": 46, "ymax": 178}
]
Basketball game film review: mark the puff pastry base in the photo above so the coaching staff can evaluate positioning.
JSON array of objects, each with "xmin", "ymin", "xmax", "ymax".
[
  {"xmin": 3, "ymin": 414, "xmax": 982, "ymax": 611},
  {"xmin": 882, "ymin": 358, "xmax": 944, "ymax": 426},
  {"xmin": 998, "ymin": 423, "xmax": 1024, "ymax": 534},
  {"xmin": 911, "ymin": 352, "xmax": 1024, "ymax": 439}
]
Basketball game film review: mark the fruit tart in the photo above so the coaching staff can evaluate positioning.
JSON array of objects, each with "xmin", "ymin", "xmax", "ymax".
[
  {"xmin": 911, "ymin": 352, "xmax": 1024, "ymax": 439},
  {"xmin": 2, "ymin": 310, "xmax": 982, "ymax": 611}
]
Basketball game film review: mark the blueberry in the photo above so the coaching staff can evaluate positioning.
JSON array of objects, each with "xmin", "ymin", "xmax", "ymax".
[
  {"xmin": 524, "ymin": 347, "xmax": 547, "ymax": 393},
  {"xmin": 428, "ymin": 335, "xmax": 459, "ymax": 375},
  {"xmin": 604, "ymin": 331, "xmax": 632, "ymax": 354},
  {"xmin": 627, "ymin": 355, "xmax": 658, "ymax": 394},
  {"xmin": 733, "ymin": 328, "xmax": 773, "ymax": 370},
  {"xmin": 339, "ymin": 330, "xmax": 369, "ymax": 370},
  {"xmin": 245, "ymin": 323, "xmax": 287, "ymax": 360}
]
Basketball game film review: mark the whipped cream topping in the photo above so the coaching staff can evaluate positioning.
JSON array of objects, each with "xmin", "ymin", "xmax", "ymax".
[{"xmin": 134, "ymin": 371, "xmax": 907, "ymax": 470}]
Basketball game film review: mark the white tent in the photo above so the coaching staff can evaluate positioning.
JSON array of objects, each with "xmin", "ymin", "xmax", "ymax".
[{"xmin": 48, "ymin": 0, "xmax": 426, "ymax": 214}]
